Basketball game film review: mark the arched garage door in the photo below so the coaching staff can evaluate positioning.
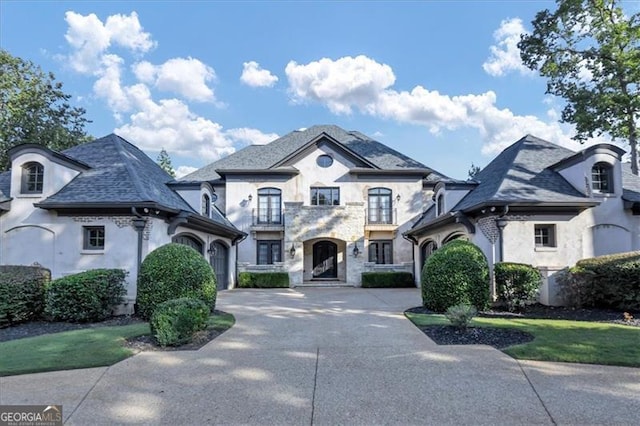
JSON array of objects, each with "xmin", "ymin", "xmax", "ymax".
[{"xmin": 209, "ymin": 242, "xmax": 229, "ymax": 290}]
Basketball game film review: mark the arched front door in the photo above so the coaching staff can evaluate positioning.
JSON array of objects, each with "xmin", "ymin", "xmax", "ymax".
[
  {"xmin": 209, "ymin": 242, "xmax": 229, "ymax": 290},
  {"xmin": 312, "ymin": 241, "xmax": 337, "ymax": 279}
]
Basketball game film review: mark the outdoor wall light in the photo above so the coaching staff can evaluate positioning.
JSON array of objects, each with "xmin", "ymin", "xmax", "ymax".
[
  {"xmin": 396, "ymin": 194, "xmax": 401, "ymax": 203},
  {"xmin": 248, "ymin": 194, "xmax": 253, "ymax": 202},
  {"xmin": 352, "ymin": 242, "xmax": 360, "ymax": 257},
  {"xmin": 289, "ymin": 244, "xmax": 296, "ymax": 258}
]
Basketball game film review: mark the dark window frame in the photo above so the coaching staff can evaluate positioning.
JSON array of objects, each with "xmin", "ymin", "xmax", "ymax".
[
  {"xmin": 368, "ymin": 187, "xmax": 393, "ymax": 224},
  {"xmin": 21, "ymin": 162, "xmax": 44, "ymax": 194},
  {"xmin": 316, "ymin": 154, "xmax": 334, "ymax": 168},
  {"xmin": 311, "ymin": 187, "xmax": 340, "ymax": 206},
  {"xmin": 257, "ymin": 240, "xmax": 282, "ymax": 265},
  {"xmin": 534, "ymin": 224, "xmax": 556, "ymax": 248},
  {"xmin": 257, "ymin": 188, "xmax": 282, "ymax": 224},
  {"xmin": 591, "ymin": 162, "xmax": 613, "ymax": 194},
  {"xmin": 436, "ymin": 193, "xmax": 444, "ymax": 216},
  {"xmin": 368, "ymin": 240, "xmax": 393, "ymax": 264},
  {"xmin": 202, "ymin": 193, "xmax": 211, "ymax": 217},
  {"xmin": 83, "ymin": 226, "xmax": 105, "ymax": 250}
]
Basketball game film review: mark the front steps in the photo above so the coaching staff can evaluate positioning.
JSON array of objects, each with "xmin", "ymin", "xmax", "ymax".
[{"xmin": 295, "ymin": 281, "xmax": 355, "ymax": 288}]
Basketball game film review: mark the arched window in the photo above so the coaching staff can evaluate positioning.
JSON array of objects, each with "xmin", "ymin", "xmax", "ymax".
[
  {"xmin": 368, "ymin": 188, "xmax": 392, "ymax": 224},
  {"xmin": 591, "ymin": 163, "xmax": 613, "ymax": 193},
  {"xmin": 443, "ymin": 232, "xmax": 466, "ymax": 244},
  {"xmin": 257, "ymin": 188, "xmax": 282, "ymax": 224},
  {"xmin": 436, "ymin": 193, "xmax": 444, "ymax": 216},
  {"xmin": 420, "ymin": 240, "xmax": 437, "ymax": 269},
  {"xmin": 202, "ymin": 193, "xmax": 211, "ymax": 217},
  {"xmin": 21, "ymin": 162, "xmax": 44, "ymax": 194}
]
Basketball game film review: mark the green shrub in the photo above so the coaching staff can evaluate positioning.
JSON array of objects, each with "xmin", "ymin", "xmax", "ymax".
[
  {"xmin": 0, "ymin": 265, "xmax": 50, "ymax": 327},
  {"xmin": 494, "ymin": 262, "xmax": 542, "ymax": 311},
  {"xmin": 238, "ymin": 272, "xmax": 289, "ymax": 288},
  {"xmin": 361, "ymin": 272, "xmax": 415, "ymax": 288},
  {"xmin": 559, "ymin": 251, "xmax": 640, "ymax": 310},
  {"xmin": 45, "ymin": 269, "xmax": 127, "ymax": 322},
  {"xmin": 445, "ymin": 303, "xmax": 477, "ymax": 329},
  {"xmin": 137, "ymin": 243, "xmax": 217, "ymax": 319},
  {"xmin": 150, "ymin": 297, "xmax": 209, "ymax": 347},
  {"xmin": 421, "ymin": 239, "xmax": 490, "ymax": 312}
]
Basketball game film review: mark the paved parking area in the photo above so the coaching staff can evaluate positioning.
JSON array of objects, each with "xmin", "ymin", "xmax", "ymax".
[{"xmin": 1, "ymin": 288, "xmax": 639, "ymax": 425}]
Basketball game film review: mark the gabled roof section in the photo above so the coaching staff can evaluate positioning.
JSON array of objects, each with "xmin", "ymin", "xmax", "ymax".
[
  {"xmin": 8, "ymin": 143, "xmax": 91, "ymax": 170},
  {"xmin": 182, "ymin": 125, "xmax": 446, "ymax": 181},
  {"xmin": 453, "ymin": 135, "xmax": 592, "ymax": 212}
]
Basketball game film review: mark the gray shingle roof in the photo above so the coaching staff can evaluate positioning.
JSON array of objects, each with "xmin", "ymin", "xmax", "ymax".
[
  {"xmin": 0, "ymin": 171, "xmax": 10, "ymax": 202},
  {"xmin": 31, "ymin": 134, "xmax": 237, "ymax": 231},
  {"xmin": 182, "ymin": 125, "xmax": 447, "ymax": 181},
  {"xmin": 622, "ymin": 163, "xmax": 640, "ymax": 203},
  {"xmin": 453, "ymin": 135, "xmax": 591, "ymax": 211}
]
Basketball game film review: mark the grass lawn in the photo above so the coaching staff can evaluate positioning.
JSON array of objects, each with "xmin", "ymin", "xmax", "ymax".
[
  {"xmin": 0, "ymin": 312, "xmax": 235, "ymax": 377},
  {"xmin": 405, "ymin": 312, "xmax": 640, "ymax": 368}
]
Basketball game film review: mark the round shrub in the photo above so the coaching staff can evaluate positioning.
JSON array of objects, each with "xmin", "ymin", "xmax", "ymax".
[
  {"xmin": 150, "ymin": 297, "xmax": 209, "ymax": 347},
  {"xmin": 421, "ymin": 239, "xmax": 490, "ymax": 312},
  {"xmin": 0, "ymin": 265, "xmax": 50, "ymax": 326},
  {"xmin": 494, "ymin": 262, "xmax": 541, "ymax": 311},
  {"xmin": 45, "ymin": 269, "xmax": 127, "ymax": 322},
  {"xmin": 137, "ymin": 243, "xmax": 216, "ymax": 319}
]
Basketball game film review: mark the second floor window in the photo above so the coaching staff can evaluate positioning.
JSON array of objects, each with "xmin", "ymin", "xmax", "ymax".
[
  {"xmin": 436, "ymin": 193, "xmax": 444, "ymax": 216},
  {"xmin": 592, "ymin": 163, "xmax": 613, "ymax": 193},
  {"xmin": 311, "ymin": 187, "xmax": 340, "ymax": 206},
  {"xmin": 21, "ymin": 162, "xmax": 44, "ymax": 194},
  {"xmin": 368, "ymin": 188, "xmax": 392, "ymax": 224},
  {"xmin": 202, "ymin": 194, "xmax": 211, "ymax": 217},
  {"xmin": 258, "ymin": 188, "xmax": 282, "ymax": 224}
]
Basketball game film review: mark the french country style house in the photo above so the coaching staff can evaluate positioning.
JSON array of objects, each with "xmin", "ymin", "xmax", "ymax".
[
  {"xmin": 0, "ymin": 135, "xmax": 245, "ymax": 313},
  {"xmin": 2, "ymin": 127, "xmax": 639, "ymax": 306}
]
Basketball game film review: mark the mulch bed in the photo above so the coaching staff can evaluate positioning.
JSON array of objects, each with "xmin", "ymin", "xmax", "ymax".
[
  {"xmin": 0, "ymin": 311, "xmax": 231, "ymax": 352},
  {"xmin": 406, "ymin": 304, "xmax": 639, "ymax": 350}
]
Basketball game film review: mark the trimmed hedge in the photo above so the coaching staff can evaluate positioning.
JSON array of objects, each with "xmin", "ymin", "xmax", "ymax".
[
  {"xmin": 45, "ymin": 269, "xmax": 127, "ymax": 322},
  {"xmin": 137, "ymin": 243, "xmax": 217, "ymax": 319},
  {"xmin": 0, "ymin": 265, "xmax": 50, "ymax": 327},
  {"xmin": 238, "ymin": 272, "xmax": 289, "ymax": 288},
  {"xmin": 150, "ymin": 298, "xmax": 209, "ymax": 347},
  {"xmin": 494, "ymin": 262, "xmax": 541, "ymax": 311},
  {"xmin": 560, "ymin": 251, "xmax": 640, "ymax": 310},
  {"xmin": 421, "ymin": 239, "xmax": 490, "ymax": 312},
  {"xmin": 361, "ymin": 272, "xmax": 415, "ymax": 288}
]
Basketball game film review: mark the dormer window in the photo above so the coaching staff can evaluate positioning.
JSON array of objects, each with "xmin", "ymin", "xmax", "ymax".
[
  {"xmin": 591, "ymin": 163, "xmax": 613, "ymax": 194},
  {"xmin": 202, "ymin": 194, "xmax": 211, "ymax": 217},
  {"xmin": 21, "ymin": 162, "xmax": 44, "ymax": 194},
  {"xmin": 436, "ymin": 193, "xmax": 444, "ymax": 216}
]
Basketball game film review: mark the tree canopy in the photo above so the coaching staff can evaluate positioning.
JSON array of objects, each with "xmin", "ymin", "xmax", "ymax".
[
  {"xmin": 0, "ymin": 49, "xmax": 91, "ymax": 170},
  {"xmin": 518, "ymin": 0, "xmax": 640, "ymax": 175}
]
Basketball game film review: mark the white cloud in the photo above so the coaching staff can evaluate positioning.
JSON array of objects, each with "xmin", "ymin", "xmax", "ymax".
[
  {"xmin": 285, "ymin": 55, "xmax": 395, "ymax": 114},
  {"xmin": 131, "ymin": 58, "xmax": 216, "ymax": 102},
  {"xmin": 175, "ymin": 166, "xmax": 198, "ymax": 178},
  {"xmin": 482, "ymin": 18, "xmax": 533, "ymax": 77},
  {"xmin": 225, "ymin": 128, "xmax": 279, "ymax": 145},
  {"xmin": 64, "ymin": 11, "xmax": 155, "ymax": 74},
  {"xmin": 285, "ymin": 55, "xmax": 609, "ymax": 155},
  {"xmin": 240, "ymin": 61, "xmax": 279, "ymax": 87},
  {"xmin": 132, "ymin": 61, "xmax": 156, "ymax": 84}
]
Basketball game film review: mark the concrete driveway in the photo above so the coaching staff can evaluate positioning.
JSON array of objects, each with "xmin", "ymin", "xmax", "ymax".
[{"xmin": 1, "ymin": 288, "xmax": 639, "ymax": 425}]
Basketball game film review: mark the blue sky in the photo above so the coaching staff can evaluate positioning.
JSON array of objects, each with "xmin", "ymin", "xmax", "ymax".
[{"xmin": 0, "ymin": 1, "xmax": 611, "ymax": 179}]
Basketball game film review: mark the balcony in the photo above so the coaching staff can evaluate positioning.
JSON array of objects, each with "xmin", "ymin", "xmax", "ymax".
[
  {"xmin": 364, "ymin": 208, "xmax": 398, "ymax": 238},
  {"xmin": 250, "ymin": 208, "xmax": 285, "ymax": 232}
]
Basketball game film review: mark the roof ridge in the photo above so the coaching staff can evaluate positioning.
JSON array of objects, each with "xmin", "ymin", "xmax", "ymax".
[{"xmin": 112, "ymin": 135, "xmax": 154, "ymax": 202}]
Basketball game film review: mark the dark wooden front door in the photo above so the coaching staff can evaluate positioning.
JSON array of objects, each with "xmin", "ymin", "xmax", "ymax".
[
  {"xmin": 312, "ymin": 241, "xmax": 337, "ymax": 279},
  {"xmin": 209, "ymin": 242, "xmax": 228, "ymax": 290}
]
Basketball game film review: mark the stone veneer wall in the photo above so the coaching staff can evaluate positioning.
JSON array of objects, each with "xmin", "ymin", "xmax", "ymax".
[{"xmin": 284, "ymin": 201, "xmax": 366, "ymax": 286}]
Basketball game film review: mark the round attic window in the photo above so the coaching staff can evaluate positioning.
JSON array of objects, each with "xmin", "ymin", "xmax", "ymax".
[{"xmin": 317, "ymin": 154, "xmax": 333, "ymax": 168}]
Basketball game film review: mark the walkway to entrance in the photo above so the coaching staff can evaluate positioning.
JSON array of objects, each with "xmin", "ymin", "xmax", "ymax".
[{"xmin": 2, "ymin": 288, "xmax": 638, "ymax": 424}]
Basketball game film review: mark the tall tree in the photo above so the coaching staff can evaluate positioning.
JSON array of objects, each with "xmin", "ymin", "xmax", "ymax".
[
  {"xmin": 468, "ymin": 163, "xmax": 481, "ymax": 179},
  {"xmin": 156, "ymin": 148, "xmax": 176, "ymax": 177},
  {"xmin": 518, "ymin": 0, "xmax": 640, "ymax": 175},
  {"xmin": 0, "ymin": 49, "xmax": 91, "ymax": 170}
]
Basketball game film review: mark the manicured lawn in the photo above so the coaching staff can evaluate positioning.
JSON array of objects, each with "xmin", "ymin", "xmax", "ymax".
[
  {"xmin": 0, "ymin": 312, "xmax": 235, "ymax": 377},
  {"xmin": 405, "ymin": 312, "xmax": 640, "ymax": 367}
]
